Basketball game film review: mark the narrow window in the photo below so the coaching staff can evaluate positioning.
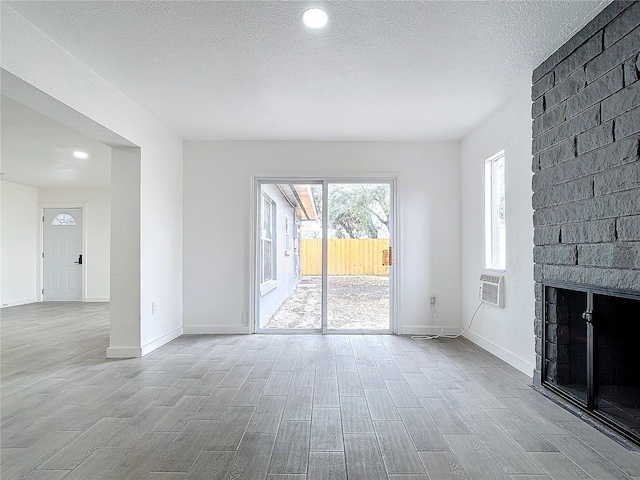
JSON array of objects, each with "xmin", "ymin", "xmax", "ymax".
[
  {"xmin": 261, "ymin": 194, "xmax": 276, "ymax": 283},
  {"xmin": 485, "ymin": 150, "xmax": 506, "ymax": 270}
]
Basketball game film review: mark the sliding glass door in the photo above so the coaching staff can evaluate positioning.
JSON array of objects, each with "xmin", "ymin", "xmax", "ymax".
[
  {"xmin": 326, "ymin": 183, "xmax": 391, "ymax": 331},
  {"xmin": 256, "ymin": 179, "xmax": 394, "ymax": 333}
]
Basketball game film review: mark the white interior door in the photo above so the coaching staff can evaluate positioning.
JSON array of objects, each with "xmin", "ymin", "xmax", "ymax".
[{"xmin": 43, "ymin": 208, "xmax": 83, "ymax": 301}]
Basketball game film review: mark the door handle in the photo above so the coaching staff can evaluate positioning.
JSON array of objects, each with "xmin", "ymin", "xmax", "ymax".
[
  {"xmin": 74, "ymin": 254, "xmax": 83, "ymax": 265},
  {"xmin": 382, "ymin": 247, "xmax": 393, "ymax": 266}
]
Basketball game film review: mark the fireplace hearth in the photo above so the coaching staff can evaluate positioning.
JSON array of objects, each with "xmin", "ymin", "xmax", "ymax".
[{"xmin": 543, "ymin": 282, "xmax": 640, "ymax": 444}]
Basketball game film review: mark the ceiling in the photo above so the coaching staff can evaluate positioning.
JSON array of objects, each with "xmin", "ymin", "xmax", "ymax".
[
  {"xmin": 5, "ymin": 0, "xmax": 610, "ymax": 142},
  {"xmin": 1, "ymin": 96, "xmax": 111, "ymax": 188}
]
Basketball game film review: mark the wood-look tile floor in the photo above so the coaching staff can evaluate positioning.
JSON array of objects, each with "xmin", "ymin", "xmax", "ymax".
[{"xmin": 2, "ymin": 302, "xmax": 639, "ymax": 479}]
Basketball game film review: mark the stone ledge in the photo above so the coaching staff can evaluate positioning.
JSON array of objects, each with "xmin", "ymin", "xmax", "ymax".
[{"xmin": 541, "ymin": 264, "xmax": 640, "ymax": 291}]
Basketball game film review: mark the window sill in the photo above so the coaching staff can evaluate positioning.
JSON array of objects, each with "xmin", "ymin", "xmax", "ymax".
[
  {"xmin": 260, "ymin": 280, "xmax": 278, "ymax": 296},
  {"xmin": 484, "ymin": 268, "xmax": 506, "ymax": 273}
]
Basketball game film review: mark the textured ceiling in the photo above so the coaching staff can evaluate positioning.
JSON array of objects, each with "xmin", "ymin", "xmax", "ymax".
[
  {"xmin": 1, "ymin": 96, "xmax": 111, "ymax": 188},
  {"xmin": 6, "ymin": 1, "xmax": 609, "ymax": 141}
]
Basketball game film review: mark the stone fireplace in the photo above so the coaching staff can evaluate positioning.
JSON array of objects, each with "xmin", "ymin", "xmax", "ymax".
[{"xmin": 531, "ymin": 1, "xmax": 640, "ymax": 445}]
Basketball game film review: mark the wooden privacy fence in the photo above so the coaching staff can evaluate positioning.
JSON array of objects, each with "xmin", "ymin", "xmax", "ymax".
[{"xmin": 301, "ymin": 238, "xmax": 390, "ymax": 275}]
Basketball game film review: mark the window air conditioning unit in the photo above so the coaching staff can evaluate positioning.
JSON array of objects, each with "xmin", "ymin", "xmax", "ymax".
[{"xmin": 479, "ymin": 274, "xmax": 505, "ymax": 308}]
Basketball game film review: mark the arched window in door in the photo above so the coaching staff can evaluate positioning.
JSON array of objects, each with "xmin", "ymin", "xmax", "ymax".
[{"xmin": 51, "ymin": 213, "xmax": 77, "ymax": 226}]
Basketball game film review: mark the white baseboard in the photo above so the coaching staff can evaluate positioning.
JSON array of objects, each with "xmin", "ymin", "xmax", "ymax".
[
  {"xmin": 85, "ymin": 297, "xmax": 110, "ymax": 303},
  {"xmin": 462, "ymin": 330, "xmax": 535, "ymax": 377},
  {"xmin": 141, "ymin": 327, "xmax": 183, "ymax": 356},
  {"xmin": 106, "ymin": 346, "xmax": 142, "ymax": 358},
  {"xmin": 0, "ymin": 297, "xmax": 38, "ymax": 308},
  {"xmin": 183, "ymin": 325, "xmax": 250, "ymax": 335},
  {"xmin": 106, "ymin": 327, "xmax": 183, "ymax": 358},
  {"xmin": 401, "ymin": 325, "xmax": 461, "ymax": 336}
]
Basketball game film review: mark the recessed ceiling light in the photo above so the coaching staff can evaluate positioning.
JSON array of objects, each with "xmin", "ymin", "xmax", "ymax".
[
  {"xmin": 303, "ymin": 8, "xmax": 328, "ymax": 29},
  {"xmin": 73, "ymin": 151, "xmax": 89, "ymax": 159}
]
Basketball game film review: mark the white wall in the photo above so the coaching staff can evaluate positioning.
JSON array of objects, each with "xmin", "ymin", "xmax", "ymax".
[
  {"xmin": 2, "ymin": 7, "xmax": 183, "ymax": 356},
  {"xmin": 460, "ymin": 84, "xmax": 535, "ymax": 376},
  {"xmin": 183, "ymin": 141, "xmax": 461, "ymax": 334},
  {"xmin": 38, "ymin": 188, "xmax": 111, "ymax": 302},
  {"xmin": 1, "ymin": 181, "xmax": 38, "ymax": 307}
]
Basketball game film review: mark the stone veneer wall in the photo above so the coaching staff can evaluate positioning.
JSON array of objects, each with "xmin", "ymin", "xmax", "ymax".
[{"xmin": 531, "ymin": 1, "xmax": 640, "ymax": 386}]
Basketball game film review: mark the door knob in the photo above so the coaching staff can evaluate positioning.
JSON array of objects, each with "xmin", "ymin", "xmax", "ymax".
[{"xmin": 74, "ymin": 254, "xmax": 83, "ymax": 265}]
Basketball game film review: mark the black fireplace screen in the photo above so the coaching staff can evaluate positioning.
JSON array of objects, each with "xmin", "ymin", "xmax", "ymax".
[
  {"xmin": 543, "ymin": 284, "xmax": 640, "ymax": 444},
  {"xmin": 594, "ymin": 294, "xmax": 640, "ymax": 438},
  {"xmin": 544, "ymin": 288, "xmax": 588, "ymax": 404}
]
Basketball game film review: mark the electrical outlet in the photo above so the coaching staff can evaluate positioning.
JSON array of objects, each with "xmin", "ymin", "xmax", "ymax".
[
  {"xmin": 152, "ymin": 302, "xmax": 158, "ymax": 315},
  {"xmin": 430, "ymin": 296, "xmax": 437, "ymax": 305},
  {"xmin": 241, "ymin": 312, "xmax": 249, "ymax": 326}
]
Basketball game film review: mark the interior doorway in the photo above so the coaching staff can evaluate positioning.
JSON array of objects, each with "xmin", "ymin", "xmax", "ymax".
[
  {"xmin": 2, "ymin": 73, "xmax": 139, "ymax": 358},
  {"xmin": 255, "ymin": 179, "xmax": 395, "ymax": 334},
  {"xmin": 42, "ymin": 208, "xmax": 84, "ymax": 301}
]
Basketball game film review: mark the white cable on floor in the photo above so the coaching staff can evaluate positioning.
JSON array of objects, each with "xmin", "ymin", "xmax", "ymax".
[{"xmin": 411, "ymin": 301, "xmax": 483, "ymax": 340}]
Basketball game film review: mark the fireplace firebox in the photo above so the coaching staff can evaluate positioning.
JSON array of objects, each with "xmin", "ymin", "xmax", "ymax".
[{"xmin": 543, "ymin": 282, "xmax": 640, "ymax": 445}]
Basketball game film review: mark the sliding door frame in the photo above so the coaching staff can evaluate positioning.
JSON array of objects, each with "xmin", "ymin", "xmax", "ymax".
[{"xmin": 251, "ymin": 175, "xmax": 398, "ymax": 335}]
